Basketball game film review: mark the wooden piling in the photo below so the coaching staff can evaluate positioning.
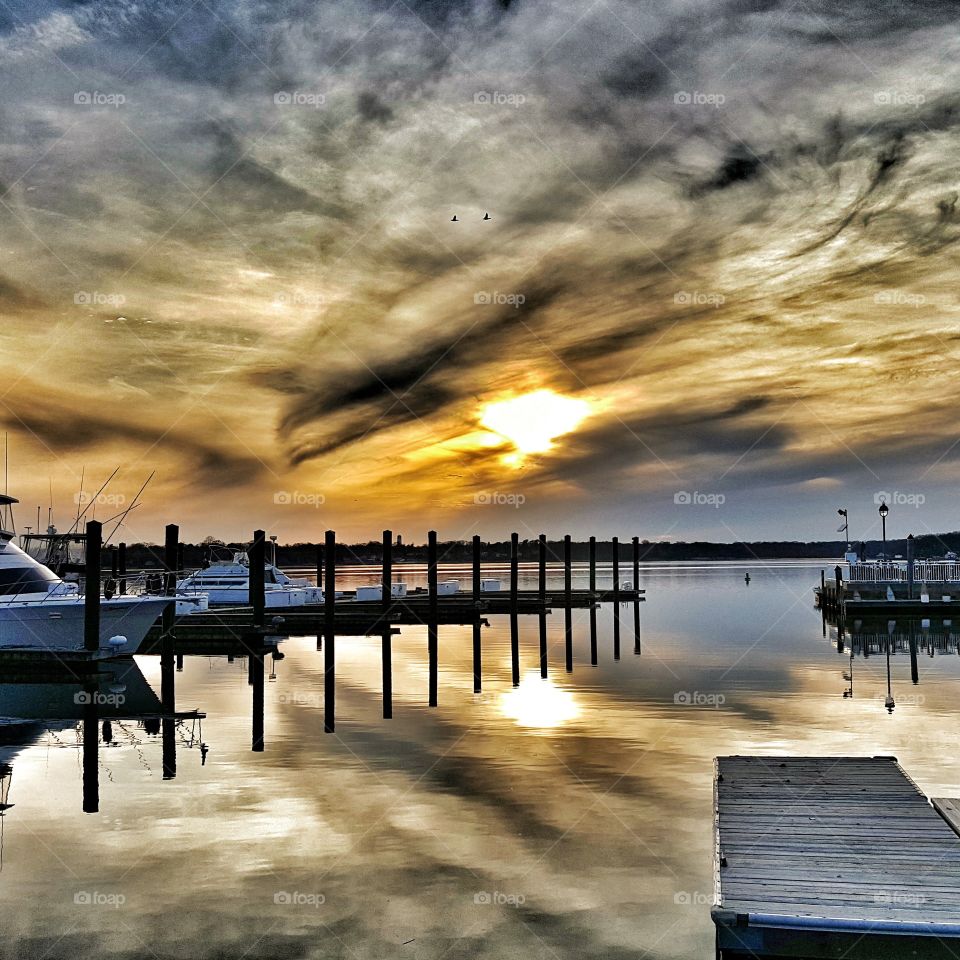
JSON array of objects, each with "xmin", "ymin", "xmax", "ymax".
[
  {"xmin": 632, "ymin": 536, "xmax": 641, "ymax": 655},
  {"xmin": 428, "ymin": 530, "xmax": 439, "ymax": 707},
  {"xmin": 84, "ymin": 520, "xmax": 102, "ymax": 653},
  {"xmin": 612, "ymin": 536, "xmax": 620, "ymax": 660},
  {"xmin": 564, "ymin": 534, "xmax": 573, "ymax": 672},
  {"xmin": 82, "ymin": 691, "xmax": 99, "ymax": 813},
  {"xmin": 909, "ymin": 621, "xmax": 920, "ymax": 685},
  {"xmin": 324, "ymin": 530, "xmax": 336, "ymax": 733},
  {"xmin": 160, "ymin": 650, "xmax": 177, "ymax": 780},
  {"xmin": 473, "ymin": 534, "xmax": 482, "ymax": 692},
  {"xmin": 163, "ymin": 524, "xmax": 178, "ymax": 634},
  {"xmin": 589, "ymin": 536, "xmax": 596, "ymax": 593},
  {"xmin": 510, "ymin": 532, "xmax": 520, "ymax": 686},
  {"xmin": 249, "ymin": 529, "xmax": 266, "ymax": 628},
  {"xmin": 382, "ymin": 529, "xmax": 393, "ymax": 612},
  {"xmin": 589, "ymin": 535, "xmax": 597, "ymax": 665},
  {"xmin": 538, "ymin": 534, "xmax": 548, "ymax": 678},
  {"xmin": 118, "ymin": 541, "xmax": 127, "ymax": 596},
  {"xmin": 382, "ymin": 530, "xmax": 393, "ymax": 719},
  {"xmin": 252, "ymin": 649, "xmax": 264, "ymax": 752},
  {"xmin": 316, "ymin": 543, "xmax": 323, "ymax": 651},
  {"xmin": 907, "ymin": 534, "xmax": 915, "ymax": 600},
  {"xmin": 244, "ymin": 539, "xmax": 265, "ymax": 741},
  {"xmin": 161, "ymin": 714, "xmax": 177, "ymax": 780},
  {"xmin": 612, "ymin": 536, "xmax": 620, "ymax": 602},
  {"xmin": 159, "ymin": 525, "xmax": 178, "ymax": 766}
]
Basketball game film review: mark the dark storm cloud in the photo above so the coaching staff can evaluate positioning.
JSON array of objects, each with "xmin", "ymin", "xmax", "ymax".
[
  {"xmin": 601, "ymin": 35, "xmax": 683, "ymax": 99},
  {"xmin": 0, "ymin": 274, "xmax": 44, "ymax": 309},
  {"xmin": 204, "ymin": 123, "xmax": 350, "ymax": 221},
  {"xmin": 695, "ymin": 146, "xmax": 768, "ymax": 193},
  {"xmin": 356, "ymin": 91, "xmax": 394, "ymax": 124},
  {"xmin": 0, "ymin": 393, "xmax": 264, "ymax": 486},
  {"xmin": 533, "ymin": 396, "xmax": 793, "ymax": 488},
  {"xmin": 276, "ymin": 283, "xmax": 567, "ymax": 459}
]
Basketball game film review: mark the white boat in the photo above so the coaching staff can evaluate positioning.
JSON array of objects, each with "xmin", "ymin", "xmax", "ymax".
[
  {"xmin": 177, "ymin": 546, "xmax": 322, "ymax": 607},
  {"xmin": 0, "ymin": 495, "xmax": 170, "ymax": 658}
]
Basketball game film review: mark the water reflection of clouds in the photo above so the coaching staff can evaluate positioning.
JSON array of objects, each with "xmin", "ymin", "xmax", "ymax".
[{"xmin": 6, "ymin": 567, "xmax": 960, "ymax": 957}]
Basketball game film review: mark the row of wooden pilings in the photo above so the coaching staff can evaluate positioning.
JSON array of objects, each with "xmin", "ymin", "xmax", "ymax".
[
  {"xmin": 277, "ymin": 528, "xmax": 644, "ymax": 734},
  {"xmin": 81, "ymin": 521, "xmax": 644, "ymax": 736}
]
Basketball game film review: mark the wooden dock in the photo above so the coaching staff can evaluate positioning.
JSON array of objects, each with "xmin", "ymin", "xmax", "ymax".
[
  {"xmin": 1, "ymin": 524, "xmax": 648, "ymax": 732},
  {"xmin": 814, "ymin": 556, "xmax": 960, "ymax": 617},
  {"xmin": 844, "ymin": 597, "xmax": 960, "ymax": 615},
  {"xmin": 713, "ymin": 756, "xmax": 960, "ymax": 959},
  {"xmin": 143, "ymin": 587, "xmax": 644, "ymax": 644}
]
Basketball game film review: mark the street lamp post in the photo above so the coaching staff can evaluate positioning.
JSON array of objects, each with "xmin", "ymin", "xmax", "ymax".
[{"xmin": 878, "ymin": 501, "xmax": 889, "ymax": 556}]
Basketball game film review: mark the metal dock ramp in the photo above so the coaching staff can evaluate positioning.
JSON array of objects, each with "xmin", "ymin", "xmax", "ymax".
[{"xmin": 713, "ymin": 756, "xmax": 960, "ymax": 958}]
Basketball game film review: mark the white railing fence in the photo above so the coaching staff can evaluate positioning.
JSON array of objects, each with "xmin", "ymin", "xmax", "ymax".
[{"xmin": 849, "ymin": 562, "xmax": 960, "ymax": 583}]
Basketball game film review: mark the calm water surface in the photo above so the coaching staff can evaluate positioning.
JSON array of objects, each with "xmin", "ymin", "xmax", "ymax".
[{"xmin": 3, "ymin": 561, "xmax": 960, "ymax": 959}]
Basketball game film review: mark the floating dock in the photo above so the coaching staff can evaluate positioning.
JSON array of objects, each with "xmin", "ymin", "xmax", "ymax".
[
  {"xmin": 815, "ymin": 558, "xmax": 960, "ymax": 617},
  {"xmin": 713, "ymin": 756, "xmax": 960, "ymax": 959}
]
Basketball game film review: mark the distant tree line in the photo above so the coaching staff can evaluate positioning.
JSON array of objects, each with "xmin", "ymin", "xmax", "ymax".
[{"xmin": 113, "ymin": 533, "xmax": 958, "ymax": 569}]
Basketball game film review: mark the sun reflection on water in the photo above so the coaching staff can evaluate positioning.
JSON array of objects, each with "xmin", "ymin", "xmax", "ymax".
[{"xmin": 500, "ymin": 672, "xmax": 581, "ymax": 728}]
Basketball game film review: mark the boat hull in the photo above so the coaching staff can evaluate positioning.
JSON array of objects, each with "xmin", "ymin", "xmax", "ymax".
[
  {"xmin": 179, "ymin": 585, "xmax": 321, "ymax": 606},
  {"xmin": 0, "ymin": 597, "xmax": 169, "ymax": 657}
]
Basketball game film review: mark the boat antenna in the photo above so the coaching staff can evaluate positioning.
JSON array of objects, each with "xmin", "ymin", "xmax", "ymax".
[
  {"xmin": 104, "ymin": 471, "xmax": 154, "ymax": 545},
  {"xmin": 75, "ymin": 466, "xmax": 85, "ymax": 529},
  {"xmin": 70, "ymin": 466, "xmax": 120, "ymax": 533},
  {"xmin": 2, "ymin": 434, "xmax": 14, "ymax": 535},
  {"xmin": 101, "ymin": 502, "xmax": 142, "ymax": 530}
]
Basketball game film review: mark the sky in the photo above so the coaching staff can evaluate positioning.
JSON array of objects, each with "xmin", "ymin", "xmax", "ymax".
[{"xmin": 0, "ymin": 0, "xmax": 959, "ymax": 545}]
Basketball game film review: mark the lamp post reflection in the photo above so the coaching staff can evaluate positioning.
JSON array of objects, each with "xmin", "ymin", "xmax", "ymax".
[{"xmin": 885, "ymin": 620, "xmax": 896, "ymax": 713}]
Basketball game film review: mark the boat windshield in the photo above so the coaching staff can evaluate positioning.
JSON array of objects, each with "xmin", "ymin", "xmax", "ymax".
[{"xmin": 0, "ymin": 560, "xmax": 59, "ymax": 596}]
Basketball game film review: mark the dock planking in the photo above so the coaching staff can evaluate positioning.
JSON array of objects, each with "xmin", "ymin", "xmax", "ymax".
[
  {"xmin": 714, "ymin": 756, "xmax": 960, "ymax": 959},
  {"xmin": 932, "ymin": 798, "xmax": 960, "ymax": 840}
]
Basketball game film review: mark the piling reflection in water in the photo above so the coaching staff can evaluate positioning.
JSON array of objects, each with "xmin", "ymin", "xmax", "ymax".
[
  {"xmin": 510, "ymin": 532, "xmax": 520, "ymax": 685},
  {"xmin": 0, "ymin": 655, "xmax": 206, "ymax": 817},
  {"xmin": 822, "ymin": 609, "xmax": 960, "ymax": 711},
  {"xmin": 251, "ymin": 650, "xmax": 264, "ymax": 753},
  {"xmin": 81, "ymin": 693, "xmax": 98, "ymax": 814}
]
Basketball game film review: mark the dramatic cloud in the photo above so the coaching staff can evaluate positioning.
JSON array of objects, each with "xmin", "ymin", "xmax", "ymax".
[{"xmin": 0, "ymin": 0, "xmax": 959, "ymax": 540}]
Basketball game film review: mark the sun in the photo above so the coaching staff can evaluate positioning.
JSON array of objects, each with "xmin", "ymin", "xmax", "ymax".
[{"xmin": 480, "ymin": 389, "xmax": 591, "ymax": 461}]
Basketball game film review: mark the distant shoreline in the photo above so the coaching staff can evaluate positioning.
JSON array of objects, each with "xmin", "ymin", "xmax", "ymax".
[{"xmin": 116, "ymin": 534, "xmax": 955, "ymax": 568}]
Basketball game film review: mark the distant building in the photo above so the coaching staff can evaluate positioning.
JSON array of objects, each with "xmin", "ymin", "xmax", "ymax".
[{"xmin": 396, "ymin": 534, "xmax": 403, "ymax": 547}]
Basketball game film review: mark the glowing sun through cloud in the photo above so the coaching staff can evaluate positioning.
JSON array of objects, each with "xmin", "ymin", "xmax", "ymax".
[
  {"xmin": 500, "ymin": 673, "xmax": 581, "ymax": 728},
  {"xmin": 480, "ymin": 389, "xmax": 592, "ymax": 465}
]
